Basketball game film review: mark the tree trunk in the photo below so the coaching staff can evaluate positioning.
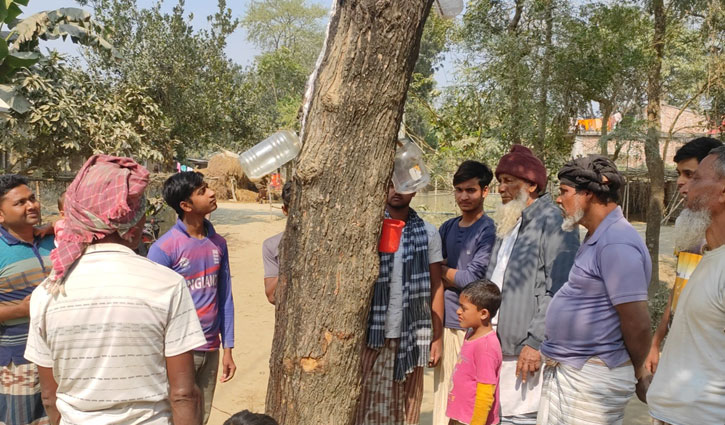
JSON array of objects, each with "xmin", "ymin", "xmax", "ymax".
[
  {"xmin": 535, "ymin": 0, "xmax": 553, "ymax": 158},
  {"xmin": 644, "ymin": 0, "xmax": 666, "ymax": 293},
  {"xmin": 599, "ymin": 101, "xmax": 612, "ymax": 156},
  {"xmin": 265, "ymin": 1, "xmax": 433, "ymax": 424}
]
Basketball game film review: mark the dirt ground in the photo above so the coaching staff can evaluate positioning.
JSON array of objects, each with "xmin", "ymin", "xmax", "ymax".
[{"xmin": 205, "ymin": 202, "xmax": 655, "ymax": 425}]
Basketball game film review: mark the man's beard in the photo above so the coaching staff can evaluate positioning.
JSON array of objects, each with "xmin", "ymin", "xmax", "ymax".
[
  {"xmin": 493, "ymin": 189, "xmax": 528, "ymax": 238},
  {"xmin": 674, "ymin": 207, "xmax": 711, "ymax": 253},
  {"xmin": 561, "ymin": 208, "xmax": 584, "ymax": 232}
]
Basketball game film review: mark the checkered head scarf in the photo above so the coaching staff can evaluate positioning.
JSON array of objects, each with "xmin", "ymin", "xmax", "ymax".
[{"xmin": 45, "ymin": 154, "xmax": 149, "ymax": 293}]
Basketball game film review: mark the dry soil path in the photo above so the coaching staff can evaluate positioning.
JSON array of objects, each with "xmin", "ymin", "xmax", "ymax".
[{"xmin": 206, "ymin": 202, "xmax": 651, "ymax": 425}]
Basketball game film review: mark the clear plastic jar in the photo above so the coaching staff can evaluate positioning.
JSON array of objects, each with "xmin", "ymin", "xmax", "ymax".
[
  {"xmin": 238, "ymin": 130, "xmax": 301, "ymax": 179},
  {"xmin": 392, "ymin": 138, "xmax": 431, "ymax": 194}
]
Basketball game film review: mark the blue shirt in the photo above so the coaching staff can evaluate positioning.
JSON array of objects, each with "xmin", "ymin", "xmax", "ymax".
[
  {"xmin": 148, "ymin": 219, "xmax": 234, "ymax": 351},
  {"xmin": 541, "ymin": 207, "xmax": 651, "ymax": 369},
  {"xmin": 0, "ymin": 226, "xmax": 54, "ymax": 365},
  {"xmin": 439, "ymin": 214, "xmax": 496, "ymax": 329}
]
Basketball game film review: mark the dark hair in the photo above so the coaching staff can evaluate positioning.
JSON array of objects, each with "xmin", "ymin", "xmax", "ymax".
[
  {"xmin": 461, "ymin": 279, "xmax": 502, "ymax": 318},
  {"xmin": 0, "ymin": 174, "xmax": 29, "ymax": 200},
  {"xmin": 57, "ymin": 190, "xmax": 66, "ymax": 211},
  {"xmin": 223, "ymin": 410, "xmax": 278, "ymax": 425},
  {"xmin": 453, "ymin": 160, "xmax": 493, "ymax": 189},
  {"xmin": 162, "ymin": 171, "xmax": 206, "ymax": 218},
  {"xmin": 282, "ymin": 181, "xmax": 293, "ymax": 209},
  {"xmin": 674, "ymin": 137, "xmax": 723, "ymax": 164}
]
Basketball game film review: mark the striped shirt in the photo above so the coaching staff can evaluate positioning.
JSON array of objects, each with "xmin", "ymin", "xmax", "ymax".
[
  {"xmin": 0, "ymin": 225, "xmax": 53, "ymax": 366},
  {"xmin": 25, "ymin": 243, "xmax": 206, "ymax": 424},
  {"xmin": 148, "ymin": 219, "xmax": 234, "ymax": 350}
]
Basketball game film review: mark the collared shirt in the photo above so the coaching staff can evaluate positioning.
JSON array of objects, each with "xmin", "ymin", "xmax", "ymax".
[
  {"xmin": 439, "ymin": 214, "xmax": 496, "ymax": 330},
  {"xmin": 25, "ymin": 243, "xmax": 206, "ymax": 425},
  {"xmin": 148, "ymin": 219, "xmax": 234, "ymax": 350},
  {"xmin": 648, "ymin": 244, "xmax": 725, "ymax": 425},
  {"xmin": 0, "ymin": 225, "xmax": 54, "ymax": 365},
  {"xmin": 541, "ymin": 206, "xmax": 650, "ymax": 369}
]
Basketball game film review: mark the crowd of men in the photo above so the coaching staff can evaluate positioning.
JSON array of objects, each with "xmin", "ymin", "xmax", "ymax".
[{"xmin": 0, "ymin": 137, "xmax": 723, "ymax": 425}]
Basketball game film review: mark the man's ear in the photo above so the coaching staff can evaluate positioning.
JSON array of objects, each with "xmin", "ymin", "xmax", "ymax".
[
  {"xmin": 179, "ymin": 200, "xmax": 193, "ymax": 214},
  {"xmin": 482, "ymin": 186, "xmax": 490, "ymax": 197}
]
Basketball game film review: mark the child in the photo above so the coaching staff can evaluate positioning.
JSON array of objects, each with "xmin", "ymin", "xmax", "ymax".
[
  {"xmin": 53, "ymin": 190, "xmax": 66, "ymax": 243},
  {"xmin": 447, "ymin": 279, "xmax": 502, "ymax": 425},
  {"xmin": 223, "ymin": 410, "xmax": 278, "ymax": 425},
  {"xmin": 147, "ymin": 171, "xmax": 236, "ymax": 424}
]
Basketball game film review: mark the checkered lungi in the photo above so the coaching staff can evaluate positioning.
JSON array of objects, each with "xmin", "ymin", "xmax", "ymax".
[
  {"xmin": 0, "ymin": 362, "xmax": 48, "ymax": 425},
  {"xmin": 355, "ymin": 339, "xmax": 424, "ymax": 425}
]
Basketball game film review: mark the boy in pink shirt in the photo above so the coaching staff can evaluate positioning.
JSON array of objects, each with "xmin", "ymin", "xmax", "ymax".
[{"xmin": 447, "ymin": 279, "xmax": 502, "ymax": 425}]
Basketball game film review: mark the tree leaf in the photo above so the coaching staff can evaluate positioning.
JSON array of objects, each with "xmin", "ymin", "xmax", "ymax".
[
  {"xmin": 5, "ymin": 50, "xmax": 39, "ymax": 67},
  {"xmin": 4, "ymin": 2, "xmax": 21, "ymax": 24},
  {"xmin": 0, "ymin": 83, "xmax": 31, "ymax": 113}
]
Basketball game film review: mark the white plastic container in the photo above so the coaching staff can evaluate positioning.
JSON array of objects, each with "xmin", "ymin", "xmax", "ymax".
[
  {"xmin": 433, "ymin": 0, "xmax": 464, "ymax": 18},
  {"xmin": 238, "ymin": 130, "xmax": 301, "ymax": 179},
  {"xmin": 392, "ymin": 138, "xmax": 431, "ymax": 194}
]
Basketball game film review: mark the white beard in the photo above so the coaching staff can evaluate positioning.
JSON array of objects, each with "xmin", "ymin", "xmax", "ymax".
[
  {"xmin": 674, "ymin": 208, "xmax": 711, "ymax": 253},
  {"xmin": 561, "ymin": 208, "xmax": 584, "ymax": 232},
  {"xmin": 493, "ymin": 190, "xmax": 529, "ymax": 238}
]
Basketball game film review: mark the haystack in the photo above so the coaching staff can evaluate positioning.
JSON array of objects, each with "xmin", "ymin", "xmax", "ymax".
[{"xmin": 199, "ymin": 153, "xmax": 256, "ymax": 201}]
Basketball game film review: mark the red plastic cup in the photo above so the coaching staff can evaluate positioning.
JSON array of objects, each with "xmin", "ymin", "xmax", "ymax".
[{"xmin": 378, "ymin": 218, "xmax": 405, "ymax": 253}]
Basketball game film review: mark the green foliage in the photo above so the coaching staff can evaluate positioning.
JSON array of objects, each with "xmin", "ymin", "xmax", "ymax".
[
  {"xmin": 0, "ymin": 0, "xmax": 116, "ymax": 117},
  {"xmin": 81, "ymin": 0, "xmax": 266, "ymax": 158},
  {"xmin": 241, "ymin": 0, "xmax": 327, "ymax": 69},
  {"xmin": 1, "ymin": 53, "xmax": 174, "ymax": 173}
]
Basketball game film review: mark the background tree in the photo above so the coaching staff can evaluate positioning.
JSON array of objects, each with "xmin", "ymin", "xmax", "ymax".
[{"xmin": 266, "ymin": 0, "xmax": 434, "ymax": 423}]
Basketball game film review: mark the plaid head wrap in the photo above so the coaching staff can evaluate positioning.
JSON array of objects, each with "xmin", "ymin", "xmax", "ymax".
[
  {"xmin": 45, "ymin": 155, "xmax": 149, "ymax": 293},
  {"xmin": 558, "ymin": 155, "xmax": 624, "ymax": 195},
  {"xmin": 367, "ymin": 208, "xmax": 432, "ymax": 381}
]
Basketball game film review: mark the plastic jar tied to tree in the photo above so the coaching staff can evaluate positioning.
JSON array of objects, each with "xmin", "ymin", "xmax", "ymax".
[
  {"xmin": 391, "ymin": 138, "xmax": 431, "ymax": 195},
  {"xmin": 433, "ymin": 0, "xmax": 464, "ymax": 18},
  {"xmin": 238, "ymin": 130, "xmax": 302, "ymax": 180}
]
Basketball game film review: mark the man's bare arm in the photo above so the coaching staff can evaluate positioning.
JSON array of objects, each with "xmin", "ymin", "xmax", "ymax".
[
  {"xmin": 615, "ymin": 300, "xmax": 651, "ymax": 374},
  {"xmin": 264, "ymin": 277, "xmax": 278, "ymax": 304},
  {"xmin": 37, "ymin": 366, "xmax": 61, "ymax": 425},
  {"xmin": 166, "ymin": 351, "xmax": 202, "ymax": 425},
  {"xmin": 0, "ymin": 295, "xmax": 29, "ymax": 323}
]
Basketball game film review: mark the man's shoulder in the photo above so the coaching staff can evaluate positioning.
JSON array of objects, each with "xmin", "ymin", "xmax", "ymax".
[
  {"xmin": 263, "ymin": 232, "xmax": 284, "ymax": 250},
  {"xmin": 439, "ymin": 216, "xmax": 461, "ymax": 231},
  {"xmin": 81, "ymin": 249, "xmax": 185, "ymax": 285}
]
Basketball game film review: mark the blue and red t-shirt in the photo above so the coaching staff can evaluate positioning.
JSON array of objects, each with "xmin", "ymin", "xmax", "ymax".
[{"xmin": 148, "ymin": 219, "xmax": 234, "ymax": 351}]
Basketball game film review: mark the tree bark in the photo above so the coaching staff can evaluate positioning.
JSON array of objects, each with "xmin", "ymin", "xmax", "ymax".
[
  {"xmin": 599, "ymin": 101, "xmax": 612, "ymax": 156},
  {"xmin": 644, "ymin": 0, "xmax": 666, "ymax": 292},
  {"xmin": 265, "ymin": 1, "xmax": 433, "ymax": 424},
  {"xmin": 535, "ymin": 0, "xmax": 553, "ymax": 158}
]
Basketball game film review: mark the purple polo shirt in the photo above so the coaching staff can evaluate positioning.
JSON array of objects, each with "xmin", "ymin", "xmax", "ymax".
[{"xmin": 541, "ymin": 207, "xmax": 650, "ymax": 369}]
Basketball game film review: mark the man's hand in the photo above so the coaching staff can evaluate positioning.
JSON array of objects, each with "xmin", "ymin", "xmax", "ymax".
[
  {"xmin": 428, "ymin": 339, "xmax": 442, "ymax": 367},
  {"xmin": 219, "ymin": 348, "xmax": 236, "ymax": 382},
  {"xmin": 635, "ymin": 373, "xmax": 653, "ymax": 403},
  {"xmin": 644, "ymin": 344, "xmax": 660, "ymax": 374},
  {"xmin": 18, "ymin": 295, "xmax": 31, "ymax": 317},
  {"xmin": 515, "ymin": 345, "xmax": 542, "ymax": 383},
  {"xmin": 33, "ymin": 223, "xmax": 55, "ymax": 239}
]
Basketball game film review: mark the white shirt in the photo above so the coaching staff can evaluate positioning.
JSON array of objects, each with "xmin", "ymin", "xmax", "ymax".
[
  {"xmin": 25, "ymin": 243, "xmax": 206, "ymax": 425},
  {"xmin": 647, "ymin": 244, "xmax": 725, "ymax": 425},
  {"xmin": 384, "ymin": 220, "xmax": 443, "ymax": 338},
  {"xmin": 489, "ymin": 219, "xmax": 521, "ymax": 326}
]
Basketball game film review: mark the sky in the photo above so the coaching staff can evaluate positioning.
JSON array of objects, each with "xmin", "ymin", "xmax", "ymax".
[{"xmin": 23, "ymin": 0, "xmax": 460, "ymax": 86}]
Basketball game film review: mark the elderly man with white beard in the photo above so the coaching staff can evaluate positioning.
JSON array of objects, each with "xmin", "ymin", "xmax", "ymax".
[
  {"xmin": 644, "ymin": 137, "xmax": 723, "ymax": 375},
  {"xmin": 485, "ymin": 145, "xmax": 579, "ymax": 425},
  {"xmin": 645, "ymin": 145, "xmax": 725, "ymax": 425},
  {"xmin": 538, "ymin": 155, "xmax": 652, "ymax": 425}
]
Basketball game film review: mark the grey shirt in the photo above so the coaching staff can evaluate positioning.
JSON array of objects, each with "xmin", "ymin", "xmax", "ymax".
[{"xmin": 486, "ymin": 194, "xmax": 579, "ymax": 356}]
